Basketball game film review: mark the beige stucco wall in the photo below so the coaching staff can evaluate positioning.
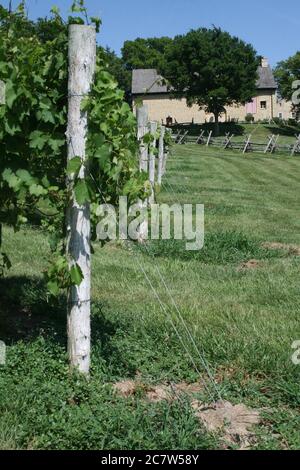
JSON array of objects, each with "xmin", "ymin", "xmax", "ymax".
[
  {"xmin": 274, "ymin": 97, "xmax": 294, "ymax": 120},
  {"xmin": 133, "ymin": 92, "xmax": 293, "ymax": 124}
]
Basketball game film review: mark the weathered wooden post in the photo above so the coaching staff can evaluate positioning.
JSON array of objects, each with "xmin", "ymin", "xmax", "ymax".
[
  {"xmin": 162, "ymin": 152, "xmax": 168, "ymax": 177},
  {"xmin": 242, "ymin": 134, "xmax": 252, "ymax": 154},
  {"xmin": 137, "ymin": 105, "xmax": 149, "ymax": 172},
  {"xmin": 206, "ymin": 130, "xmax": 213, "ymax": 146},
  {"xmin": 162, "ymin": 128, "xmax": 171, "ymax": 177},
  {"xmin": 157, "ymin": 125, "xmax": 165, "ymax": 186},
  {"xmin": 0, "ymin": 81, "xmax": 5, "ymax": 105},
  {"xmin": 291, "ymin": 134, "xmax": 300, "ymax": 156},
  {"xmin": 0, "ymin": 81, "xmax": 5, "ymax": 253},
  {"xmin": 66, "ymin": 24, "xmax": 96, "ymax": 375},
  {"xmin": 136, "ymin": 105, "xmax": 149, "ymax": 242},
  {"xmin": 196, "ymin": 129, "xmax": 205, "ymax": 144},
  {"xmin": 264, "ymin": 134, "xmax": 278, "ymax": 154},
  {"xmin": 149, "ymin": 121, "xmax": 158, "ymax": 203}
]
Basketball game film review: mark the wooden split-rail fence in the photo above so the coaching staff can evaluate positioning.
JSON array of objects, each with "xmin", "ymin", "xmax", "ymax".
[{"xmin": 171, "ymin": 128, "xmax": 300, "ymax": 156}]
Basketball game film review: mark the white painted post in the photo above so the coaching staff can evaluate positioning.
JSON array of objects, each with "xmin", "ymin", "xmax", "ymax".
[
  {"xmin": 162, "ymin": 153, "xmax": 167, "ymax": 177},
  {"xmin": 0, "ymin": 81, "xmax": 4, "ymax": 257},
  {"xmin": 66, "ymin": 25, "xmax": 96, "ymax": 375},
  {"xmin": 137, "ymin": 105, "xmax": 149, "ymax": 172},
  {"xmin": 162, "ymin": 128, "xmax": 171, "ymax": 177},
  {"xmin": 157, "ymin": 125, "xmax": 165, "ymax": 186},
  {"xmin": 149, "ymin": 121, "xmax": 158, "ymax": 203},
  {"xmin": 137, "ymin": 105, "xmax": 149, "ymax": 242},
  {"xmin": 0, "ymin": 80, "xmax": 5, "ymax": 105}
]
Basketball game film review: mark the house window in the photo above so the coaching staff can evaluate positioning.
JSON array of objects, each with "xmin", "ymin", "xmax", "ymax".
[
  {"xmin": 260, "ymin": 101, "xmax": 267, "ymax": 109},
  {"xmin": 278, "ymin": 112, "xmax": 283, "ymax": 119}
]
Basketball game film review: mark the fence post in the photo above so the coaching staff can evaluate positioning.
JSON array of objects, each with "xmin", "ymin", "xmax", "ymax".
[
  {"xmin": 0, "ymin": 81, "xmax": 5, "ymax": 105},
  {"xmin": 136, "ymin": 105, "xmax": 150, "ymax": 242},
  {"xmin": 157, "ymin": 125, "xmax": 165, "ymax": 186},
  {"xmin": 162, "ymin": 128, "xmax": 171, "ymax": 177},
  {"xmin": 66, "ymin": 24, "xmax": 96, "ymax": 375},
  {"xmin": 149, "ymin": 121, "xmax": 158, "ymax": 203},
  {"xmin": 137, "ymin": 104, "xmax": 149, "ymax": 172},
  {"xmin": 0, "ymin": 81, "xmax": 5, "ymax": 254}
]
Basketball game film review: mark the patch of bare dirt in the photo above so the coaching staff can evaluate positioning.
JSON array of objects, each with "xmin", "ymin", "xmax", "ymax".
[
  {"xmin": 262, "ymin": 242, "xmax": 300, "ymax": 256},
  {"xmin": 238, "ymin": 259, "xmax": 262, "ymax": 271},
  {"xmin": 112, "ymin": 380, "xmax": 204, "ymax": 402},
  {"xmin": 113, "ymin": 380, "xmax": 262, "ymax": 449},
  {"xmin": 192, "ymin": 400, "xmax": 260, "ymax": 449},
  {"xmin": 146, "ymin": 385, "xmax": 172, "ymax": 402},
  {"xmin": 112, "ymin": 380, "xmax": 137, "ymax": 397}
]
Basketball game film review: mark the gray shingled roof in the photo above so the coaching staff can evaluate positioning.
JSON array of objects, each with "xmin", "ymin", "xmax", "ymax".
[
  {"xmin": 256, "ymin": 65, "xmax": 277, "ymax": 89},
  {"xmin": 132, "ymin": 65, "xmax": 278, "ymax": 95},
  {"xmin": 132, "ymin": 69, "xmax": 168, "ymax": 95}
]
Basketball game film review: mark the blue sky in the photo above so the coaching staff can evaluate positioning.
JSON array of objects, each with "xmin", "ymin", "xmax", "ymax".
[{"xmin": 2, "ymin": 0, "xmax": 300, "ymax": 66}]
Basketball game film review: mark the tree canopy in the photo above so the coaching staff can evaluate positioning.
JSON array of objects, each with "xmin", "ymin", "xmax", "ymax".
[
  {"xmin": 159, "ymin": 28, "xmax": 259, "ymax": 131},
  {"xmin": 275, "ymin": 52, "xmax": 300, "ymax": 114},
  {"xmin": 122, "ymin": 37, "xmax": 172, "ymax": 71}
]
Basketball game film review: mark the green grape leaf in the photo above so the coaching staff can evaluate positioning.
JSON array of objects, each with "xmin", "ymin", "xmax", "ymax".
[
  {"xmin": 16, "ymin": 169, "xmax": 34, "ymax": 185},
  {"xmin": 94, "ymin": 144, "xmax": 111, "ymax": 169},
  {"xmin": 47, "ymin": 280, "xmax": 60, "ymax": 296},
  {"xmin": 29, "ymin": 184, "xmax": 47, "ymax": 197},
  {"xmin": 70, "ymin": 264, "xmax": 84, "ymax": 286},
  {"xmin": 29, "ymin": 131, "xmax": 48, "ymax": 150},
  {"xmin": 74, "ymin": 179, "xmax": 93, "ymax": 204},
  {"xmin": 67, "ymin": 156, "xmax": 82, "ymax": 176}
]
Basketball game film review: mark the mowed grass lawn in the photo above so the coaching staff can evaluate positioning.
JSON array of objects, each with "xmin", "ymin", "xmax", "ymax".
[{"xmin": 1, "ymin": 144, "xmax": 300, "ymax": 450}]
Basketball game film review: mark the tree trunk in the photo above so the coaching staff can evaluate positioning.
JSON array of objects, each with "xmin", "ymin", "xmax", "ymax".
[
  {"xmin": 66, "ymin": 25, "xmax": 96, "ymax": 375},
  {"xmin": 214, "ymin": 113, "xmax": 220, "ymax": 136}
]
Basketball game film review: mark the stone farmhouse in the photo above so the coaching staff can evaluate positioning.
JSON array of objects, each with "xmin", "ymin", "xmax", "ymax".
[{"xmin": 132, "ymin": 58, "xmax": 294, "ymax": 125}]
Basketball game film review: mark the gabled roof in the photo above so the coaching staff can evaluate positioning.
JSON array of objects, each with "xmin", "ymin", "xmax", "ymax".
[
  {"xmin": 256, "ymin": 65, "xmax": 277, "ymax": 89},
  {"xmin": 132, "ymin": 69, "xmax": 168, "ymax": 95},
  {"xmin": 132, "ymin": 64, "xmax": 278, "ymax": 95}
]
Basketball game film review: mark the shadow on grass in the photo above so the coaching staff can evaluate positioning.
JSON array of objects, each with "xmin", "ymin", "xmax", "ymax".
[
  {"xmin": 266, "ymin": 125, "xmax": 300, "ymax": 138},
  {"xmin": 0, "ymin": 276, "xmax": 121, "ymax": 366},
  {"xmin": 170, "ymin": 122, "xmax": 245, "ymax": 137}
]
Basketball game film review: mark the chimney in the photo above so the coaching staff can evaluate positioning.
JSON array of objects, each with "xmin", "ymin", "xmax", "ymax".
[{"xmin": 261, "ymin": 57, "xmax": 269, "ymax": 68}]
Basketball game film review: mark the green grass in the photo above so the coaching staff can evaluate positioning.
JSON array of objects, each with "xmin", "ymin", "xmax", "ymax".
[{"xmin": 1, "ymin": 144, "xmax": 300, "ymax": 449}]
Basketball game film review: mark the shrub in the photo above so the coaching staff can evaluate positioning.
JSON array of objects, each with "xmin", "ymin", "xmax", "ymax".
[
  {"xmin": 272, "ymin": 117, "xmax": 283, "ymax": 126},
  {"xmin": 245, "ymin": 113, "xmax": 254, "ymax": 123}
]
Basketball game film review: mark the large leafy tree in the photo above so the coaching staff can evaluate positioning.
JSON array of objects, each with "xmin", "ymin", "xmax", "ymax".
[
  {"xmin": 122, "ymin": 37, "xmax": 172, "ymax": 71},
  {"xmin": 160, "ymin": 27, "xmax": 259, "ymax": 133},
  {"xmin": 275, "ymin": 52, "xmax": 300, "ymax": 115}
]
